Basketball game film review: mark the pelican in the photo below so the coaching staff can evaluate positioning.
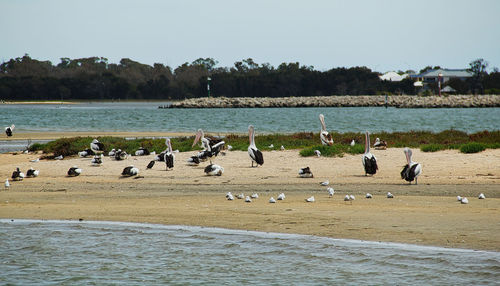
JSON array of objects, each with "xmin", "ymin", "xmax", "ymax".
[
  {"xmin": 319, "ymin": 114, "xmax": 333, "ymax": 146},
  {"xmin": 11, "ymin": 167, "xmax": 25, "ymax": 181},
  {"xmin": 164, "ymin": 138, "xmax": 174, "ymax": 170},
  {"xmin": 305, "ymin": 196, "xmax": 315, "ymax": 202},
  {"xmin": 204, "ymin": 164, "xmax": 224, "ymax": 176},
  {"xmin": 400, "ymin": 147, "xmax": 422, "ymax": 185},
  {"xmin": 5, "ymin": 124, "xmax": 14, "ymax": 137},
  {"xmin": 373, "ymin": 138, "xmax": 387, "ymax": 150},
  {"xmin": 362, "ymin": 131, "xmax": 378, "ymax": 176},
  {"xmin": 298, "ymin": 167, "xmax": 313, "ymax": 178},
  {"xmin": 269, "ymin": 197, "xmax": 276, "ymax": 203},
  {"xmin": 90, "ymin": 139, "xmax": 104, "ymax": 155},
  {"xmin": 277, "ymin": 193, "xmax": 285, "ymax": 200},
  {"xmin": 478, "ymin": 193, "xmax": 486, "ymax": 199},
  {"xmin": 387, "ymin": 192, "xmax": 394, "ymax": 198},
  {"xmin": 327, "ymin": 187, "xmax": 334, "ymax": 197},
  {"xmin": 248, "ymin": 125, "xmax": 263, "ymax": 167},
  {"xmin": 4, "ymin": 179, "xmax": 9, "ymax": 189},
  {"xmin": 135, "ymin": 147, "xmax": 150, "ymax": 156},
  {"xmin": 26, "ymin": 167, "xmax": 39, "ymax": 177},
  {"xmin": 186, "ymin": 155, "xmax": 200, "ymax": 166},
  {"xmin": 114, "ymin": 149, "xmax": 127, "ymax": 161},
  {"xmin": 365, "ymin": 193, "xmax": 373, "ymax": 199},
  {"xmin": 67, "ymin": 166, "xmax": 82, "ymax": 177},
  {"xmin": 193, "ymin": 129, "xmax": 224, "ymax": 150},
  {"xmin": 121, "ymin": 165, "xmax": 139, "ymax": 177},
  {"xmin": 108, "ymin": 148, "xmax": 116, "ymax": 157},
  {"xmin": 91, "ymin": 154, "xmax": 103, "ymax": 166},
  {"xmin": 78, "ymin": 148, "xmax": 94, "ymax": 158}
]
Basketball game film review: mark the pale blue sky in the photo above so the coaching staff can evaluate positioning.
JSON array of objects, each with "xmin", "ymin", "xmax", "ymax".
[{"xmin": 1, "ymin": 0, "xmax": 499, "ymax": 72}]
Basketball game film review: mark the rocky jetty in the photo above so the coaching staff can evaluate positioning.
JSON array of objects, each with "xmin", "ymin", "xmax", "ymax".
[{"xmin": 164, "ymin": 95, "xmax": 500, "ymax": 109}]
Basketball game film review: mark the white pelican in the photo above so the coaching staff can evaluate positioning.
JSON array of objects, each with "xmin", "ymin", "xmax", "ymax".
[
  {"xmin": 67, "ymin": 166, "xmax": 82, "ymax": 177},
  {"xmin": 461, "ymin": 197, "xmax": 469, "ymax": 204},
  {"xmin": 478, "ymin": 193, "xmax": 486, "ymax": 199},
  {"xmin": 121, "ymin": 165, "xmax": 139, "ymax": 177},
  {"xmin": 245, "ymin": 196, "xmax": 252, "ymax": 203},
  {"xmin": 164, "ymin": 138, "xmax": 174, "ymax": 170},
  {"xmin": 387, "ymin": 192, "xmax": 394, "ymax": 198},
  {"xmin": 90, "ymin": 139, "xmax": 104, "ymax": 155},
  {"xmin": 373, "ymin": 138, "xmax": 387, "ymax": 150},
  {"xmin": 365, "ymin": 193, "xmax": 373, "ymax": 199},
  {"xmin": 204, "ymin": 164, "xmax": 224, "ymax": 176},
  {"xmin": 248, "ymin": 125, "xmax": 264, "ymax": 167},
  {"xmin": 305, "ymin": 196, "xmax": 315, "ymax": 202},
  {"xmin": 320, "ymin": 180, "xmax": 329, "ymax": 186},
  {"xmin": 362, "ymin": 131, "xmax": 378, "ymax": 176},
  {"xmin": 400, "ymin": 147, "xmax": 422, "ymax": 185},
  {"xmin": 269, "ymin": 197, "xmax": 276, "ymax": 203},
  {"xmin": 319, "ymin": 114, "xmax": 333, "ymax": 146},
  {"xmin": 4, "ymin": 179, "xmax": 9, "ymax": 189},
  {"xmin": 11, "ymin": 167, "xmax": 25, "ymax": 181},
  {"xmin": 26, "ymin": 167, "xmax": 39, "ymax": 177},
  {"xmin": 277, "ymin": 193, "xmax": 285, "ymax": 200},
  {"xmin": 327, "ymin": 187, "xmax": 334, "ymax": 197},
  {"xmin": 5, "ymin": 124, "xmax": 14, "ymax": 137},
  {"xmin": 298, "ymin": 167, "xmax": 313, "ymax": 178}
]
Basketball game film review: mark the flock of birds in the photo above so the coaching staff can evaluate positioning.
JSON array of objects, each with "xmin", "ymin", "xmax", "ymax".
[{"xmin": 2, "ymin": 117, "xmax": 487, "ymax": 204}]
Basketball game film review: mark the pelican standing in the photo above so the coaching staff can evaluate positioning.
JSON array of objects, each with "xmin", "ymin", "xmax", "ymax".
[
  {"xmin": 5, "ymin": 124, "xmax": 15, "ymax": 137},
  {"xmin": 248, "ymin": 125, "xmax": 264, "ymax": 167},
  {"xmin": 400, "ymin": 147, "xmax": 422, "ymax": 185},
  {"xmin": 164, "ymin": 138, "xmax": 174, "ymax": 170},
  {"xmin": 319, "ymin": 114, "xmax": 333, "ymax": 146},
  {"xmin": 362, "ymin": 131, "xmax": 378, "ymax": 176}
]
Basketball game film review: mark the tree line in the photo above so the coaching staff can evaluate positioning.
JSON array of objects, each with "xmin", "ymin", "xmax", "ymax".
[{"xmin": 0, "ymin": 55, "xmax": 498, "ymax": 101}]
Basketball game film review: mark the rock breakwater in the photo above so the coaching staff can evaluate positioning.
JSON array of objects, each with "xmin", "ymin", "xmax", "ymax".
[{"xmin": 164, "ymin": 95, "xmax": 500, "ymax": 109}]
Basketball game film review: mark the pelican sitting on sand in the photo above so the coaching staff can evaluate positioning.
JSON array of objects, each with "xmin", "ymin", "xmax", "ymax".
[{"xmin": 121, "ymin": 165, "xmax": 139, "ymax": 177}]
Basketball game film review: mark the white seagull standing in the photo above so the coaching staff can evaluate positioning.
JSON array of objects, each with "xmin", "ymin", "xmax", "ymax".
[
  {"xmin": 362, "ymin": 131, "xmax": 378, "ymax": 176},
  {"xmin": 478, "ymin": 193, "xmax": 486, "ymax": 199},
  {"xmin": 319, "ymin": 114, "xmax": 333, "ymax": 146},
  {"xmin": 277, "ymin": 193, "xmax": 285, "ymax": 200},
  {"xmin": 5, "ymin": 179, "xmax": 10, "ymax": 189},
  {"xmin": 327, "ymin": 187, "xmax": 335, "ymax": 197},
  {"xmin": 365, "ymin": 193, "xmax": 373, "ymax": 199},
  {"xmin": 400, "ymin": 147, "xmax": 422, "ymax": 185},
  {"xmin": 269, "ymin": 197, "xmax": 276, "ymax": 203},
  {"xmin": 387, "ymin": 192, "xmax": 394, "ymax": 198},
  {"xmin": 248, "ymin": 125, "xmax": 264, "ymax": 167}
]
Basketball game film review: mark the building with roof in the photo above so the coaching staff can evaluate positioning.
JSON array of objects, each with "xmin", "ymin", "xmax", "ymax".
[{"xmin": 411, "ymin": 68, "xmax": 472, "ymax": 83}]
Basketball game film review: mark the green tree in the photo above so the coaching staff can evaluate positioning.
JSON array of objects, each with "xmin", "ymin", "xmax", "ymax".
[{"xmin": 468, "ymin": 58, "xmax": 488, "ymax": 94}]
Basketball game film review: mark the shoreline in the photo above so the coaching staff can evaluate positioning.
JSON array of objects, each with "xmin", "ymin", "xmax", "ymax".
[{"xmin": 1, "ymin": 149, "xmax": 499, "ymax": 251}]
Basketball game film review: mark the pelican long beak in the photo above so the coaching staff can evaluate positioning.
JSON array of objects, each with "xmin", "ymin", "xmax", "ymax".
[
  {"xmin": 192, "ymin": 131, "xmax": 202, "ymax": 148},
  {"xmin": 319, "ymin": 114, "xmax": 326, "ymax": 131},
  {"xmin": 248, "ymin": 125, "xmax": 254, "ymax": 144}
]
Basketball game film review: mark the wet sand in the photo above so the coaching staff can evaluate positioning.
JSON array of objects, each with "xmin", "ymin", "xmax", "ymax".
[{"xmin": 1, "ymin": 145, "xmax": 499, "ymax": 251}]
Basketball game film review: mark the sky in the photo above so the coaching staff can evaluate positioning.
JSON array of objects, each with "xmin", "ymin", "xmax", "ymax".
[{"xmin": 1, "ymin": 0, "xmax": 499, "ymax": 73}]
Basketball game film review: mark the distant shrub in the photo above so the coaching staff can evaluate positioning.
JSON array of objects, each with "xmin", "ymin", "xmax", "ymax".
[
  {"xmin": 347, "ymin": 144, "xmax": 365, "ymax": 154},
  {"xmin": 459, "ymin": 142, "xmax": 486, "ymax": 154},
  {"xmin": 420, "ymin": 144, "xmax": 447, "ymax": 152}
]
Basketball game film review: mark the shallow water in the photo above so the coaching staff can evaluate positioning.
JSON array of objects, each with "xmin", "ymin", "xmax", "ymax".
[
  {"xmin": 1, "ymin": 219, "xmax": 499, "ymax": 285},
  {"xmin": 1, "ymin": 102, "xmax": 499, "ymax": 134}
]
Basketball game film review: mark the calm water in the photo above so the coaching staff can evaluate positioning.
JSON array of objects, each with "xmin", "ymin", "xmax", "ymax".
[
  {"xmin": 0, "ymin": 219, "xmax": 499, "ymax": 285},
  {"xmin": 1, "ymin": 102, "xmax": 499, "ymax": 134}
]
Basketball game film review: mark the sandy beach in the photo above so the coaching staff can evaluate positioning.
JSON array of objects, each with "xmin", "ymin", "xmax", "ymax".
[{"xmin": 1, "ymin": 138, "xmax": 499, "ymax": 251}]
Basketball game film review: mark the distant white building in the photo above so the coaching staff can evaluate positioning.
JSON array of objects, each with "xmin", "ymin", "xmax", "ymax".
[
  {"xmin": 379, "ymin": 71, "xmax": 408, "ymax": 82},
  {"xmin": 411, "ymin": 69, "xmax": 472, "ymax": 83}
]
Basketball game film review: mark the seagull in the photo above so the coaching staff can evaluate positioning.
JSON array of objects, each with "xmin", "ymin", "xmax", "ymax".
[
  {"xmin": 320, "ymin": 180, "xmax": 329, "ymax": 186},
  {"xmin": 227, "ymin": 145, "xmax": 233, "ymax": 151},
  {"xmin": 350, "ymin": 140, "xmax": 355, "ymax": 146},
  {"xmin": 269, "ymin": 197, "xmax": 276, "ymax": 203},
  {"xmin": 30, "ymin": 158, "xmax": 39, "ymax": 163},
  {"xmin": 67, "ymin": 166, "xmax": 82, "ymax": 177},
  {"xmin": 26, "ymin": 167, "xmax": 39, "ymax": 178},
  {"xmin": 11, "ymin": 168, "xmax": 25, "ymax": 181},
  {"xmin": 461, "ymin": 197, "xmax": 469, "ymax": 204},
  {"xmin": 204, "ymin": 164, "xmax": 224, "ymax": 176},
  {"xmin": 349, "ymin": 195, "xmax": 355, "ymax": 201},
  {"xmin": 251, "ymin": 193, "xmax": 259, "ymax": 199},
  {"xmin": 54, "ymin": 155, "xmax": 63, "ymax": 160},
  {"xmin": 305, "ymin": 196, "xmax": 315, "ymax": 202},
  {"xmin": 478, "ymin": 193, "xmax": 486, "ymax": 199},
  {"xmin": 314, "ymin": 150, "xmax": 321, "ymax": 157},
  {"xmin": 457, "ymin": 196, "xmax": 462, "ymax": 202},
  {"xmin": 299, "ymin": 167, "xmax": 314, "ymax": 178},
  {"xmin": 280, "ymin": 145, "xmax": 285, "ymax": 151},
  {"xmin": 121, "ymin": 165, "xmax": 139, "ymax": 177},
  {"xmin": 245, "ymin": 196, "xmax": 252, "ymax": 203},
  {"xmin": 366, "ymin": 193, "xmax": 373, "ymax": 199},
  {"xmin": 277, "ymin": 193, "xmax": 285, "ymax": 200},
  {"xmin": 4, "ymin": 179, "xmax": 9, "ymax": 189},
  {"xmin": 268, "ymin": 144, "xmax": 274, "ymax": 149},
  {"xmin": 236, "ymin": 193, "xmax": 245, "ymax": 199},
  {"xmin": 387, "ymin": 192, "xmax": 394, "ymax": 198},
  {"xmin": 327, "ymin": 187, "xmax": 334, "ymax": 197},
  {"xmin": 227, "ymin": 193, "xmax": 234, "ymax": 200},
  {"xmin": 344, "ymin": 195, "xmax": 351, "ymax": 201}
]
